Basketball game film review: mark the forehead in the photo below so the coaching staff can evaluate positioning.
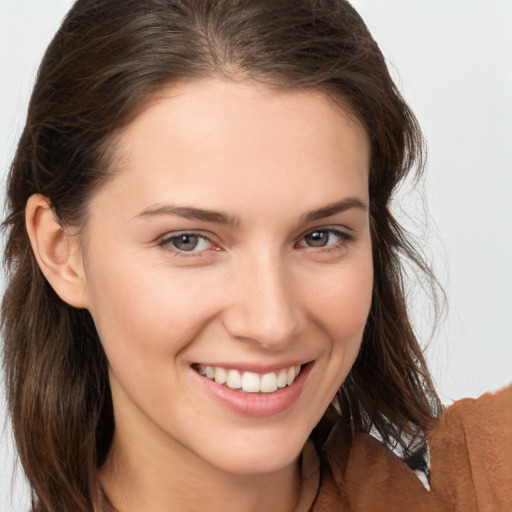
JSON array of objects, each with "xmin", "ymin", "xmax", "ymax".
[{"xmin": 92, "ymin": 78, "xmax": 370, "ymax": 221}]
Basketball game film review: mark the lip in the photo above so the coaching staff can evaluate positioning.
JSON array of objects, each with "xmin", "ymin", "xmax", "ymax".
[{"xmin": 192, "ymin": 361, "xmax": 314, "ymax": 417}]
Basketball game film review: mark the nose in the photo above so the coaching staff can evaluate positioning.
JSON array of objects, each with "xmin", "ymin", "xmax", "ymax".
[{"xmin": 222, "ymin": 250, "xmax": 302, "ymax": 349}]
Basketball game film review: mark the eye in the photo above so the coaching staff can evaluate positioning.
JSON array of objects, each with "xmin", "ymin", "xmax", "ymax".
[
  {"xmin": 296, "ymin": 228, "xmax": 352, "ymax": 249},
  {"xmin": 159, "ymin": 232, "xmax": 214, "ymax": 253}
]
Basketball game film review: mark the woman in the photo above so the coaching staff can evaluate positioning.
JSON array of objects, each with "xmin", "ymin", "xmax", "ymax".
[{"xmin": 2, "ymin": 1, "xmax": 510, "ymax": 511}]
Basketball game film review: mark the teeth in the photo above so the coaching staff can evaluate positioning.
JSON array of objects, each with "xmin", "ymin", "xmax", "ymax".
[
  {"xmin": 260, "ymin": 372, "xmax": 278, "ymax": 393},
  {"xmin": 241, "ymin": 372, "xmax": 260, "ymax": 392},
  {"xmin": 286, "ymin": 366, "xmax": 296, "ymax": 385},
  {"xmin": 214, "ymin": 367, "xmax": 227, "ymax": 385},
  {"xmin": 277, "ymin": 369, "xmax": 287, "ymax": 388},
  {"xmin": 198, "ymin": 364, "xmax": 302, "ymax": 393},
  {"xmin": 226, "ymin": 369, "xmax": 242, "ymax": 389}
]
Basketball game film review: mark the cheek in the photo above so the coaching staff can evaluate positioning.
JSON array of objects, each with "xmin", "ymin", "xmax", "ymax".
[
  {"xmin": 305, "ymin": 258, "xmax": 373, "ymax": 340},
  {"xmin": 84, "ymin": 254, "xmax": 221, "ymax": 368},
  {"xmin": 293, "ymin": 258, "xmax": 373, "ymax": 427}
]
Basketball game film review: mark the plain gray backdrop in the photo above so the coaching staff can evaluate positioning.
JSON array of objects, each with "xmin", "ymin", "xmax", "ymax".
[{"xmin": 1, "ymin": 1, "xmax": 511, "ymax": 510}]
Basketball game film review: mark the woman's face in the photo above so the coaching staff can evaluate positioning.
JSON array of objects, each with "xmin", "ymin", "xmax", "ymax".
[{"xmin": 81, "ymin": 78, "xmax": 373, "ymax": 476}]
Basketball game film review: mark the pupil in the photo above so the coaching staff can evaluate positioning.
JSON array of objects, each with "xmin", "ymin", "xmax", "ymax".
[
  {"xmin": 174, "ymin": 234, "xmax": 198, "ymax": 251},
  {"xmin": 307, "ymin": 231, "xmax": 328, "ymax": 247}
]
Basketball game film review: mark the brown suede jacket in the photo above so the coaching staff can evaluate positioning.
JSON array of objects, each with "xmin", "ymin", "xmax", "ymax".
[{"xmin": 312, "ymin": 386, "xmax": 512, "ymax": 511}]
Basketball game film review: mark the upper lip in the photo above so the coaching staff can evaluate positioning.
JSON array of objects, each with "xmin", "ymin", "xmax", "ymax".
[{"xmin": 192, "ymin": 360, "xmax": 313, "ymax": 374}]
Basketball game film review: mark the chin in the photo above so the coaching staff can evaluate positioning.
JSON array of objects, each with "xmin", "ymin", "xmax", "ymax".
[{"xmin": 198, "ymin": 429, "xmax": 309, "ymax": 476}]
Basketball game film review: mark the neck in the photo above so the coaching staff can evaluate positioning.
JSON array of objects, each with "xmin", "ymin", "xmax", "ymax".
[{"xmin": 98, "ymin": 431, "xmax": 304, "ymax": 512}]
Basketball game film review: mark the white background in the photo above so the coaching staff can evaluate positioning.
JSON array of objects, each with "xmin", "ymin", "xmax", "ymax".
[{"xmin": 1, "ymin": 1, "xmax": 511, "ymax": 510}]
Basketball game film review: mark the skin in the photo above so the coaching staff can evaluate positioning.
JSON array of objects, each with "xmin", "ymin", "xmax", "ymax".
[{"xmin": 28, "ymin": 78, "xmax": 373, "ymax": 512}]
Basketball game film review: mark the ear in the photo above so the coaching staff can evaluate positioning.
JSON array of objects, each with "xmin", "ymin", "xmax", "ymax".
[{"xmin": 25, "ymin": 194, "xmax": 89, "ymax": 309}]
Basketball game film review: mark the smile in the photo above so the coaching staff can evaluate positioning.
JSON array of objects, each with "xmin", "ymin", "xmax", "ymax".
[{"xmin": 195, "ymin": 364, "xmax": 302, "ymax": 393}]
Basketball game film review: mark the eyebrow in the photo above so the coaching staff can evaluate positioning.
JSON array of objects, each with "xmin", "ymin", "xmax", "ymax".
[
  {"xmin": 135, "ymin": 197, "xmax": 367, "ymax": 226},
  {"xmin": 301, "ymin": 197, "xmax": 367, "ymax": 222},
  {"xmin": 135, "ymin": 205, "xmax": 239, "ymax": 226}
]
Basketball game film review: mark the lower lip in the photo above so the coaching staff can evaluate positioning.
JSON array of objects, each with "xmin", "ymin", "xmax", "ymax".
[{"xmin": 194, "ymin": 363, "xmax": 313, "ymax": 417}]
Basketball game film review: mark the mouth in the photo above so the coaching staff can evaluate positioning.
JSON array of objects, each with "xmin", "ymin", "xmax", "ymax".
[
  {"xmin": 192, "ymin": 363, "xmax": 303, "ymax": 394},
  {"xmin": 192, "ymin": 361, "xmax": 314, "ymax": 416}
]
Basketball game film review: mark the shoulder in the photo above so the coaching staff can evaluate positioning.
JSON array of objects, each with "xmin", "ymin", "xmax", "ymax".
[
  {"xmin": 429, "ymin": 385, "xmax": 512, "ymax": 511},
  {"xmin": 313, "ymin": 428, "xmax": 440, "ymax": 511},
  {"xmin": 312, "ymin": 386, "xmax": 512, "ymax": 512}
]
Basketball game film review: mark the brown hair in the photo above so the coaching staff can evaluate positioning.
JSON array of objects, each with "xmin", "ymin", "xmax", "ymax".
[{"xmin": 2, "ymin": 1, "xmax": 442, "ymax": 510}]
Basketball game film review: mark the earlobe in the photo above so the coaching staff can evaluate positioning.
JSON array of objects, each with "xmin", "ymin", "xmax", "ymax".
[{"xmin": 25, "ymin": 194, "xmax": 89, "ymax": 309}]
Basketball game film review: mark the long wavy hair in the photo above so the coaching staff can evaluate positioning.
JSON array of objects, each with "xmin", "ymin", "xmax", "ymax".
[{"xmin": 2, "ymin": 1, "xmax": 442, "ymax": 510}]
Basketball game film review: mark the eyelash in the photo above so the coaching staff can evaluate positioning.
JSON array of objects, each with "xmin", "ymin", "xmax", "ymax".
[
  {"xmin": 158, "ymin": 227, "xmax": 354, "ymax": 257},
  {"xmin": 158, "ymin": 232, "xmax": 215, "ymax": 257},
  {"xmin": 296, "ymin": 228, "xmax": 354, "ymax": 252}
]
